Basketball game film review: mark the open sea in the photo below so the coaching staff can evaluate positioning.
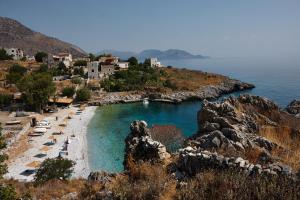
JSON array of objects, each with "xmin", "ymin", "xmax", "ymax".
[{"xmin": 87, "ymin": 56, "xmax": 300, "ymax": 172}]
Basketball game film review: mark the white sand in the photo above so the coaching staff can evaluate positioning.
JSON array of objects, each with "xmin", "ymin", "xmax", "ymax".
[{"xmin": 5, "ymin": 106, "xmax": 97, "ymax": 182}]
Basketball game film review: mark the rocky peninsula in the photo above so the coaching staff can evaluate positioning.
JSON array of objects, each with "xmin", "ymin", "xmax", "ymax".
[{"xmin": 89, "ymin": 68, "xmax": 254, "ymax": 106}]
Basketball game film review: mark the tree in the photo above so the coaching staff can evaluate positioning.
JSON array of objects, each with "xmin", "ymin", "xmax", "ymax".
[
  {"xmin": 17, "ymin": 72, "xmax": 56, "ymax": 112},
  {"xmin": 89, "ymin": 53, "xmax": 96, "ymax": 62},
  {"xmin": 76, "ymin": 88, "xmax": 91, "ymax": 101},
  {"xmin": 62, "ymin": 87, "xmax": 75, "ymax": 98},
  {"xmin": 127, "ymin": 57, "xmax": 138, "ymax": 66},
  {"xmin": 34, "ymin": 158, "xmax": 75, "ymax": 185},
  {"xmin": 6, "ymin": 64, "xmax": 27, "ymax": 84},
  {"xmin": 143, "ymin": 58, "xmax": 151, "ymax": 67},
  {"xmin": 0, "ymin": 49, "xmax": 13, "ymax": 60},
  {"xmin": 73, "ymin": 67, "xmax": 85, "ymax": 77},
  {"xmin": 34, "ymin": 52, "xmax": 48, "ymax": 62},
  {"xmin": 74, "ymin": 60, "xmax": 87, "ymax": 66}
]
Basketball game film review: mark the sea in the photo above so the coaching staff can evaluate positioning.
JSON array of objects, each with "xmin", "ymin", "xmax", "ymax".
[{"xmin": 87, "ymin": 56, "xmax": 300, "ymax": 172}]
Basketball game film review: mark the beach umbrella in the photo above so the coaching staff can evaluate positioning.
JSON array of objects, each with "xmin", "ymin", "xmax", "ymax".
[
  {"xmin": 48, "ymin": 136, "xmax": 55, "ymax": 140},
  {"xmin": 26, "ymin": 161, "xmax": 41, "ymax": 168},
  {"xmin": 39, "ymin": 146, "xmax": 52, "ymax": 152}
]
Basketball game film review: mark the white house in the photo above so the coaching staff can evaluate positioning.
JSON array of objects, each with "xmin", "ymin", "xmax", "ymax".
[
  {"xmin": 53, "ymin": 53, "xmax": 73, "ymax": 67},
  {"xmin": 4, "ymin": 48, "xmax": 24, "ymax": 60},
  {"xmin": 88, "ymin": 61, "xmax": 100, "ymax": 80},
  {"xmin": 116, "ymin": 62, "xmax": 129, "ymax": 70},
  {"xmin": 150, "ymin": 58, "xmax": 162, "ymax": 68}
]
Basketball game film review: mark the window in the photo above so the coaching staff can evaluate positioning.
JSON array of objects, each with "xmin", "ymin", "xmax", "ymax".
[{"xmin": 92, "ymin": 69, "xmax": 94, "ymax": 72}]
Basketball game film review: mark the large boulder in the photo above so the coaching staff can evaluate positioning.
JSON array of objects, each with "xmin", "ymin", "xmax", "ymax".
[
  {"xmin": 286, "ymin": 100, "xmax": 300, "ymax": 116},
  {"xmin": 123, "ymin": 120, "xmax": 171, "ymax": 170}
]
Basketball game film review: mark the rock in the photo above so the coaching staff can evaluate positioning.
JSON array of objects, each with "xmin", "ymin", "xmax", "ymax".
[
  {"xmin": 124, "ymin": 120, "xmax": 171, "ymax": 170},
  {"xmin": 286, "ymin": 100, "xmax": 300, "ymax": 115},
  {"xmin": 88, "ymin": 171, "xmax": 115, "ymax": 184}
]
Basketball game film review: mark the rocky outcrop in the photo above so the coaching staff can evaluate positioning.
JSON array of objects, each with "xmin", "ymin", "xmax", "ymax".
[
  {"xmin": 190, "ymin": 94, "xmax": 279, "ymax": 154},
  {"xmin": 169, "ymin": 94, "xmax": 300, "ymax": 179},
  {"xmin": 177, "ymin": 147, "xmax": 293, "ymax": 177},
  {"xmin": 123, "ymin": 120, "xmax": 171, "ymax": 170},
  {"xmin": 160, "ymin": 79, "xmax": 254, "ymax": 102},
  {"xmin": 286, "ymin": 100, "xmax": 300, "ymax": 116}
]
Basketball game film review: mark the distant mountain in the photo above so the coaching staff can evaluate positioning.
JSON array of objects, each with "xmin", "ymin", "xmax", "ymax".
[
  {"xmin": 0, "ymin": 17, "xmax": 87, "ymax": 57},
  {"xmin": 97, "ymin": 49, "xmax": 209, "ymax": 61},
  {"xmin": 97, "ymin": 50, "xmax": 138, "ymax": 60}
]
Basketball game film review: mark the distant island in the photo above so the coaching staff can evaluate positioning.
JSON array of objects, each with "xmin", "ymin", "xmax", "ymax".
[{"xmin": 97, "ymin": 49, "xmax": 210, "ymax": 61}]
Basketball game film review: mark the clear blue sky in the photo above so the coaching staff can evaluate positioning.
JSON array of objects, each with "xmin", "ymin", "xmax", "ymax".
[{"xmin": 0, "ymin": 0, "xmax": 300, "ymax": 57}]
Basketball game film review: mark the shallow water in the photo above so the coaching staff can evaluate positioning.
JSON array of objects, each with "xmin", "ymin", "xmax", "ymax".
[{"xmin": 87, "ymin": 56, "xmax": 300, "ymax": 172}]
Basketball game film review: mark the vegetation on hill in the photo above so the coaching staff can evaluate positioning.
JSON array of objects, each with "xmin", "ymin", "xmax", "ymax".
[
  {"xmin": 0, "ymin": 49, "xmax": 13, "ymax": 61},
  {"xmin": 34, "ymin": 158, "xmax": 75, "ymax": 185},
  {"xmin": 76, "ymin": 88, "xmax": 91, "ymax": 101},
  {"xmin": 101, "ymin": 58, "xmax": 173, "ymax": 92},
  {"xmin": 6, "ymin": 64, "xmax": 27, "ymax": 84},
  {"xmin": 101, "ymin": 57, "xmax": 227, "ymax": 93},
  {"xmin": 17, "ymin": 72, "xmax": 55, "ymax": 112},
  {"xmin": 34, "ymin": 52, "xmax": 48, "ymax": 62},
  {"xmin": 62, "ymin": 87, "xmax": 75, "ymax": 98}
]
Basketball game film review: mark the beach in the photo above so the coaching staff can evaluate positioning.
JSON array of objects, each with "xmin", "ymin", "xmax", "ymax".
[{"xmin": 5, "ymin": 105, "xmax": 97, "ymax": 182}]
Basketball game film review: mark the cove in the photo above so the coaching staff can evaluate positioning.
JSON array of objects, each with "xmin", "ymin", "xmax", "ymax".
[{"xmin": 87, "ymin": 101, "xmax": 203, "ymax": 172}]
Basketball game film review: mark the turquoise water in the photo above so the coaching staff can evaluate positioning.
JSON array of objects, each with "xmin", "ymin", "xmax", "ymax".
[{"xmin": 87, "ymin": 56, "xmax": 300, "ymax": 172}]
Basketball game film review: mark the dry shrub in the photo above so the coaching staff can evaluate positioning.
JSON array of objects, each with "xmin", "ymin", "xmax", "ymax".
[
  {"xmin": 244, "ymin": 147, "xmax": 264, "ymax": 163},
  {"xmin": 176, "ymin": 169, "xmax": 300, "ymax": 200},
  {"xmin": 260, "ymin": 125, "xmax": 300, "ymax": 170},
  {"xmin": 108, "ymin": 162, "xmax": 175, "ymax": 200},
  {"xmin": 162, "ymin": 68, "xmax": 226, "ymax": 91},
  {"xmin": 150, "ymin": 125, "xmax": 185, "ymax": 152},
  {"xmin": 2, "ymin": 179, "xmax": 87, "ymax": 200}
]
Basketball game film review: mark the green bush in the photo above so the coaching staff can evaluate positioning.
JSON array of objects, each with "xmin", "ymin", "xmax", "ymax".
[
  {"xmin": 71, "ymin": 77, "xmax": 82, "ymax": 84},
  {"xmin": 0, "ymin": 49, "xmax": 13, "ymax": 61},
  {"xmin": 6, "ymin": 64, "xmax": 27, "ymax": 84},
  {"xmin": 62, "ymin": 87, "xmax": 75, "ymax": 98},
  {"xmin": 0, "ymin": 94, "xmax": 13, "ymax": 107},
  {"xmin": 76, "ymin": 88, "xmax": 91, "ymax": 101},
  {"xmin": 34, "ymin": 52, "xmax": 48, "ymax": 62},
  {"xmin": 0, "ymin": 185, "xmax": 17, "ymax": 200},
  {"xmin": 34, "ymin": 158, "xmax": 75, "ymax": 185},
  {"xmin": 74, "ymin": 60, "xmax": 87, "ymax": 66}
]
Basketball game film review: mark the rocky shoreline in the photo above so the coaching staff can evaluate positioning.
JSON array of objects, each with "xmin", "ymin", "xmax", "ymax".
[
  {"xmin": 89, "ymin": 79, "xmax": 255, "ymax": 106},
  {"xmin": 122, "ymin": 94, "xmax": 300, "ymax": 180}
]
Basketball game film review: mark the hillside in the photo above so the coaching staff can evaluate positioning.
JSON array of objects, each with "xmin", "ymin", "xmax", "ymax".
[
  {"xmin": 98, "ymin": 49, "xmax": 209, "ymax": 60},
  {"xmin": 0, "ymin": 17, "xmax": 87, "ymax": 57}
]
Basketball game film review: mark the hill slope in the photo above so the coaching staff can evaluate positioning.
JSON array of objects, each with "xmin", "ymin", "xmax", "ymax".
[{"xmin": 0, "ymin": 17, "xmax": 87, "ymax": 57}]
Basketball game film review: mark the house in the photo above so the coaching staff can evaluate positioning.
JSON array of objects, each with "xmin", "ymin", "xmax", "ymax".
[
  {"xmin": 73, "ymin": 56, "xmax": 90, "ymax": 62},
  {"xmin": 25, "ymin": 55, "xmax": 35, "ymax": 61},
  {"xmin": 4, "ymin": 48, "xmax": 24, "ymax": 60},
  {"xmin": 116, "ymin": 62, "xmax": 129, "ymax": 70},
  {"xmin": 53, "ymin": 53, "xmax": 73, "ymax": 67},
  {"xmin": 99, "ymin": 55, "xmax": 119, "ymax": 65},
  {"xmin": 53, "ymin": 75, "xmax": 69, "ymax": 81},
  {"xmin": 150, "ymin": 58, "xmax": 162, "ymax": 68},
  {"xmin": 88, "ymin": 61, "xmax": 100, "ymax": 80},
  {"xmin": 99, "ymin": 64, "xmax": 115, "ymax": 78}
]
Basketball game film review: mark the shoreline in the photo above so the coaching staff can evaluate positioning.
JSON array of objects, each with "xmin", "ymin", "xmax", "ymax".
[
  {"xmin": 4, "ymin": 105, "xmax": 97, "ymax": 181},
  {"xmin": 65, "ymin": 106, "xmax": 97, "ymax": 179}
]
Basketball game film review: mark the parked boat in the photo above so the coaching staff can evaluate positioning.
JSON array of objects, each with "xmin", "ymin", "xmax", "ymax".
[
  {"xmin": 143, "ymin": 98, "xmax": 149, "ymax": 105},
  {"xmin": 33, "ymin": 127, "xmax": 47, "ymax": 133},
  {"xmin": 5, "ymin": 120, "xmax": 21, "ymax": 125}
]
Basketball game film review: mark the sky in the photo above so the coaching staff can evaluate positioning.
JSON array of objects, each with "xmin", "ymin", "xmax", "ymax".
[{"xmin": 0, "ymin": 0, "xmax": 300, "ymax": 57}]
